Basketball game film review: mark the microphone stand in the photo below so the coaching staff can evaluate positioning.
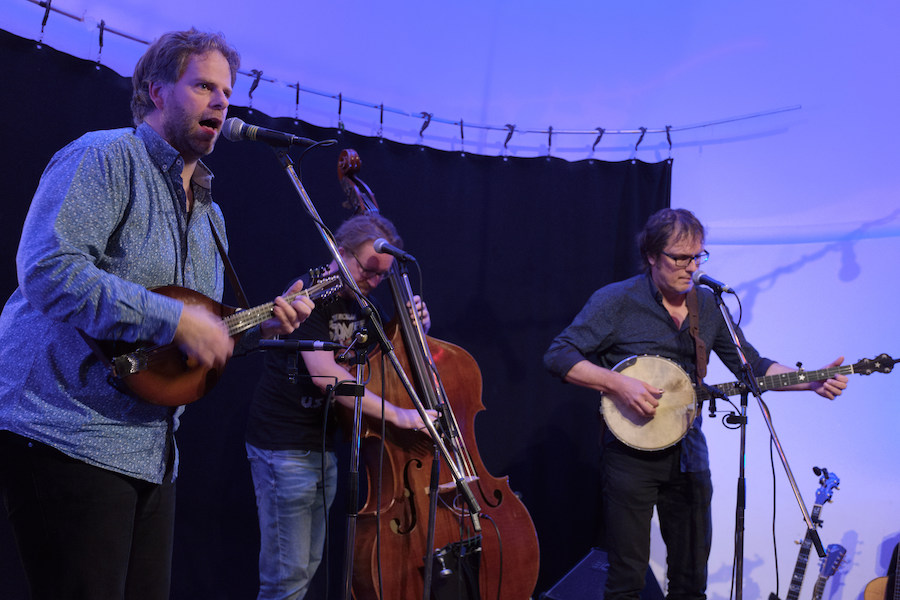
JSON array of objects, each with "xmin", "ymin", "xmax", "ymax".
[
  {"xmin": 390, "ymin": 258, "xmax": 471, "ymax": 600},
  {"xmin": 711, "ymin": 290, "xmax": 824, "ymax": 600},
  {"xmin": 270, "ymin": 148, "xmax": 482, "ymax": 600},
  {"xmin": 338, "ymin": 333, "xmax": 368, "ymax": 600}
]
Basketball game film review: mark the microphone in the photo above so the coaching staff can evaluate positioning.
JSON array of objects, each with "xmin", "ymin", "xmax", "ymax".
[
  {"xmin": 373, "ymin": 238, "xmax": 416, "ymax": 262},
  {"xmin": 691, "ymin": 270, "xmax": 734, "ymax": 294},
  {"xmin": 258, "ymin": 339, "xmax": 344, "ymax": 351},
  {"xmin": 222, "ymin": 117, "xmax": 321, "ymax": 147}
]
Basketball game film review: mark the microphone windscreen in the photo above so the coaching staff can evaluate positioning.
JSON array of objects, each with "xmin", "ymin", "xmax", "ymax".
[{"xmin": 221, "ymin": 117, "xmax": 244, "ymax": 142}]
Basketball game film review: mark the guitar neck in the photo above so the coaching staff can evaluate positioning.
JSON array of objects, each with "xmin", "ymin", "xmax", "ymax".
[
  {"xmin": 812, "ymin": 544, "xmax": 846, "ymax": 600},
  {"xmin": 811, "ymin": 574, "xmax": 829, "ymax": 600},
  {"xmin": 785, "ymin": 505, "xmax": 823, "ymax": 600},
  {"xmin": 893, "ymin": 543, "xmax": 900, "ymax": 600}
]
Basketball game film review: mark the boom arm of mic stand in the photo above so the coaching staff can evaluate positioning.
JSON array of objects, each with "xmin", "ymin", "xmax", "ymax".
[
  {"xmin": 712, "ymin": 290, "xmax": 825, "ymax": 600},
  {"xmin": 270, "ymin": 149, "xmax": 482, "ymax": 529}
]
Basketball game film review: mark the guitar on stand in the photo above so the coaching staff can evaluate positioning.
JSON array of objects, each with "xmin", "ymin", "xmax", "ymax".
[
  {"xmin": 864, "ymin": 541, "xmax": 900, "ymax": 600},
  {"xmin": 769, "ymin": 467, "xmax": 840, "ymax": 600},
  {"xmin": 811, "ymin": 544, "xmax": 847, "ymax": 600}
]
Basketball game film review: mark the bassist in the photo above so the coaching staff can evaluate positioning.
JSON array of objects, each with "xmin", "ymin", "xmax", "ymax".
[{"xmin": 244, "ymin": 214, "xmax": 436, "ymax": 600}]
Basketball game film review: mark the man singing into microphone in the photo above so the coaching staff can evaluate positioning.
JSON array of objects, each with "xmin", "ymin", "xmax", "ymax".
[
  {"xmin": 245, "ymin": 213, "xmax": 435, "ymax": 600},
  {"xmin": 543, "ymin": 207, "xmax": 847, "ymax": 600},
  {"xmin": 0, "ymin": 29, "xmax": 314, "ymax": 600}
]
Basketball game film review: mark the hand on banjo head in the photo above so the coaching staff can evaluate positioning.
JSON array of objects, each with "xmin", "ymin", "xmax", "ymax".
[{"xmin": 612, "ymin": 372, "xmax": 664, "ymax": 418}]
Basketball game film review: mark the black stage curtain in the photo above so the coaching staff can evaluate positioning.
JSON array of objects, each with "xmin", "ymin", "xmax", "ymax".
[{"xmin": 0, "ymin": 29, "xmax": 671, "ymax": 599}]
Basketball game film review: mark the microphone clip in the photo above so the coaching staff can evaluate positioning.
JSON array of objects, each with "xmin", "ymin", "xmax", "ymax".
[
  {"xmin": 702, "ymin": 383, "xmax": 728, "ymax": 417},
  {"xmin": 336, "ymin": 329, "xmax": 369, "ymax": 364}
]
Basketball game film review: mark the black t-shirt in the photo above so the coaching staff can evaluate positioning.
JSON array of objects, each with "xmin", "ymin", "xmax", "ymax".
[{"xmin": 245, "ymin": 275, "xmax": 380, "ymax": 451}]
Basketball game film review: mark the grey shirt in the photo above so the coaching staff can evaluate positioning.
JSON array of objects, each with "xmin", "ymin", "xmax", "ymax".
[{"xmin": 544, "ymin": 273, "xmax": 774, "ymax": 471}]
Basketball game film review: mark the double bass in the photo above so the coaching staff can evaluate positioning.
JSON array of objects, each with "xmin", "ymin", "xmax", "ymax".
[{"xmin": 336, "ymin": 149, "xmax": 540, "ymax": 600}]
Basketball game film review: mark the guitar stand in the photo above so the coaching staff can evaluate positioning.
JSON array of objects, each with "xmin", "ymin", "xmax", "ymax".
[
  {"xmin": 711, "ymin": 291, "xmax": 824, "ymax": 600},
  {"xmin": 269, "ymin": 148, "xmax": 482, "ymax": 600}
]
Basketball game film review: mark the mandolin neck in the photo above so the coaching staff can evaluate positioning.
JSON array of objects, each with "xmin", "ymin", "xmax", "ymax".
[{"xmin": 222, "ymin": 284, "xmax": 324, "ymax": 338}]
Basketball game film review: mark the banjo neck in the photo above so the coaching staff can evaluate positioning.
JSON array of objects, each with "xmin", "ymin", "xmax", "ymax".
[{"xmin": 697, "ymin": 356, "xmax": 895, "ymax": 401}]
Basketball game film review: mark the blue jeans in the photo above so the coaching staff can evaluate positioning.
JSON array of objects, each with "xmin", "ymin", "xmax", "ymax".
[{"xmin": 246, "ymin": 443, "xmax": 337, "ymax": 600}]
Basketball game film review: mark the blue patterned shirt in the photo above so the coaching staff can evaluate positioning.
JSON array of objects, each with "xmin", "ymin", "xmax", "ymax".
[
  {"xmin": 0, "ymin": 123, "xmax": 228, "ymax": 483},
  {"xmin": 544, "ymin": 273, "xmax": 774, "ymax": 472}
]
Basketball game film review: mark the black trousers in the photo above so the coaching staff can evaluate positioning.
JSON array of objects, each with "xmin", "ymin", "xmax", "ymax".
[
  {"xmin": 0, "ymin": 431, "xmax": 176, "ymax": 600},
  {"xmin": 600, "ymin": 442, "xmax": 713, "ymax": 600}
]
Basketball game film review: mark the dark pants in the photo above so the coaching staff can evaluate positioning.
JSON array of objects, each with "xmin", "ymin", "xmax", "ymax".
[
  {"xmin": 0, "ymin": 431, "xmax": 176, "ymax": 600},
  {"xmin": 600, "ymin": 442, "xmax": 713, "ymax": 600}
]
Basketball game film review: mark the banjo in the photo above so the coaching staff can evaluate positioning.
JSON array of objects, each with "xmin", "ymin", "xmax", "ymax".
[{"xmin": 601, "ymin": 353, "xmax": 897, "ymax": 451}]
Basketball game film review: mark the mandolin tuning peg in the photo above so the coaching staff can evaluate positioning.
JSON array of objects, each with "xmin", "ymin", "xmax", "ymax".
[{"xmin": 308, "ymin": 265, "xmax": 330, "ymax": 280}]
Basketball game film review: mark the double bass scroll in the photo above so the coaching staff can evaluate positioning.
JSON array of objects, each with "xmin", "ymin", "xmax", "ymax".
[{"xmin": 337, "ymin": 148, "xmax": 540, "ymax": 600}]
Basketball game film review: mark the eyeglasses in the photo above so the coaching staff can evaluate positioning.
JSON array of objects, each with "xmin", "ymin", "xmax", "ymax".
[
  {"xmin": 662, "ymin": 249, "xmax": 709, "ymax": 268},
  {"xmin": 351, "ymin": 252, "xmax": 389, "ymax": 280}
]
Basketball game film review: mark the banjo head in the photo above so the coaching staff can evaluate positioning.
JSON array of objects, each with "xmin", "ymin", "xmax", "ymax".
[{"xmin": 601, "ymin": 355, "xmax": 698, "ymax": 451}]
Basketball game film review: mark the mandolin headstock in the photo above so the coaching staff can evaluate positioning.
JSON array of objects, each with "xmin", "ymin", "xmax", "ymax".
[{"xmin": 308, "ymin": 266, "xmax": 342, "ymax": 306}]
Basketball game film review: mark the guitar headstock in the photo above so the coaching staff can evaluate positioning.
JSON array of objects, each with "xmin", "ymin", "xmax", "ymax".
[
  {"xmin": 853, "ymin": 353, "xmax": 898, "ymax": 375},
  {"xmin": 818, "ymin": 543, "xmax": 846, "ymax": 577},
  {"xmin": 814, "ymin": 468, "xmax": 840, "ymax": 505}
]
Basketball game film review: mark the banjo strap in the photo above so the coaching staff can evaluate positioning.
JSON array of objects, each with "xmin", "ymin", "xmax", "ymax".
[{"xmin": 686, "ymin": 287, "xmax": 707, "ymax": 384}]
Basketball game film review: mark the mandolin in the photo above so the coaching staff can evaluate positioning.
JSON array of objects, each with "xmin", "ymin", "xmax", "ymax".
[{"xmin": 86, "ymin": 274, "xmax": 342, "ymax": 406}]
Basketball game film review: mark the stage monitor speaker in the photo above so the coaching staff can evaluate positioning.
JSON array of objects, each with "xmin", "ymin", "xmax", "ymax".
[{"xmin": 540, "ymin": 548, "xmax": 665, "ymax": 600}]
